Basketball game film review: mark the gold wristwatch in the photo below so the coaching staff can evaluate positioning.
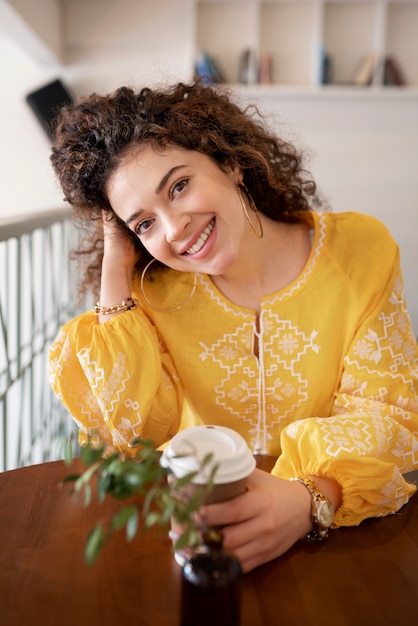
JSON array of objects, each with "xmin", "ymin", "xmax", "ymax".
[{"xmin": 291, "ymin": 476, "xmax": 335, "ymax": 541}]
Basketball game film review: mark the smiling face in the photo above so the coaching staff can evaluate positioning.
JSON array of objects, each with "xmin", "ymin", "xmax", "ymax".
[{"xmin": 106, "ymin": 145, "xmax": 250, "ymax": 276}]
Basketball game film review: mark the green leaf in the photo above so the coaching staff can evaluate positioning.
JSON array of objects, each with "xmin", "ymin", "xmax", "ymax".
[
  {"xmin": 61, "ymin": 473, "xmax": 81, "ymax": 483},
  {"xmin": 126, "ymin": 509, "xmax": 139, "ymax": 542},
  {"xmin": 201, "ymin": 452, "xmax": 214, "ymax": 467},
  {"xmin": 111, "ymin": 483, "xmax": 137, "ymax": 500},
  {"xmin": 174, "ymin": 471, "xmax": 199, "ymax": 489},
  {"xmin": 174, "ymin": 527, "xmax": 199, "ymax": 551},
  {"xmin": 144, "ymin": 511, "xmax": 163, "ymax": 528},
  {"xmin": 85, "ymin": 525, "xmax": 105, "ymax": 566},
  {"xmin": 142, "ymin": 484, "xmax": 164, "ymax": 516},
  {"xmin": 97, "ymin": 474, "xmax": 110, "ymax": 503},
  {"xmin": 74, "ymin": 461, "xmax": 101, "ymax": 492},
  {"xmin": 110, "ymin": 505, "xmax": 138, "ymax": 531},
  {"xmin": 106, "ymin": 457, "xmax": 126, "ymax": 477},
  {"xmin": 64, "ymin": 438, "xmax": 74, "ymax": 465},
  {"xmin": 84, "ymin": 483, "xmax": 92, "ymax": 507},
  {"xmin": 81, "ymin": 443, "xmax": 106, "ymax": 466}
]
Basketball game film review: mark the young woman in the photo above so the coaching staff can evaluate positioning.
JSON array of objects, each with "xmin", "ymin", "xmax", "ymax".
[{"xmin": 49, "ymin": 81, "xmax": 418, "ymax": 572}]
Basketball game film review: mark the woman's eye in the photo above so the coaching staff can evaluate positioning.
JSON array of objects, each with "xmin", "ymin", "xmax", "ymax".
[
  {"xmin": 135, "ymin": 219, "xmax": 153, "ymax": 236},
  {"xmin": 170, "ymin": 177, "xmax": 189, "ymax": 199}
]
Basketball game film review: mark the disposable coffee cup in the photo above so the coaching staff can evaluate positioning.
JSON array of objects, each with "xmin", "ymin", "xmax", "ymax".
[{"xmin": 160, "ymin": 425, "xmax": 256, "ymax": 565}]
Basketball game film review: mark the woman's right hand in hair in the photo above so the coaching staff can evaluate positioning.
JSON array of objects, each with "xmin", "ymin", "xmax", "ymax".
[
  {"xmin": 102, "ymin": 211, "xmax": 140, "ymax": 271},
  {"xmin": 99, "ymin": 212, "xmax": 140, "ymax": 321}
]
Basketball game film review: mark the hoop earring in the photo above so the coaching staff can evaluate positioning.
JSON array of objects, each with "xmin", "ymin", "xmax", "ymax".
[
  {"xmin": 140, "ymin": 259, "xmax": 197, "ymax": 312},
  {"xmin": 238, "ymin": 183, "xmax": 263, "ymax": 239}
]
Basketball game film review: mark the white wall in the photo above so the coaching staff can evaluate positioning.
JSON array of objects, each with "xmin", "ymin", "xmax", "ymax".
[
  {"xmin": 0, "ymin": 35, "xmax": 64, "ymax": 215},
  {"xmin": 0, "ymin": 0, "xmax": 417, "ymax": 332},
  {"xmin": 3, "ymin": 0, "xmax": 63, "ymax": 61}
]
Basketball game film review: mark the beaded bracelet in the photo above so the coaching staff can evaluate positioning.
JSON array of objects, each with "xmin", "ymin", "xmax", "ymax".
[{"xmin": 93, "ymin": 297, "xmax": 138, "ymax": 316}]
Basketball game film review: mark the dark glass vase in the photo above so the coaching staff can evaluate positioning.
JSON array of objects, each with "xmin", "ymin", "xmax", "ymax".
[{"xmin": 180, "ymin": 531, "xmax": 241, "ymax": 626}]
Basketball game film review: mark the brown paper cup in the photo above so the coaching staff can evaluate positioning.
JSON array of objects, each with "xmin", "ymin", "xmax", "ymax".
[{"xmin": 161, "ymin": 425, "xmax": 256, "ymax": 565}]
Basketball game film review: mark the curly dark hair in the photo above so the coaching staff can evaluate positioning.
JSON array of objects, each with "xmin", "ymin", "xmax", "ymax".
[{"xmin": 51, "ymin": 80, "xmax": 317, "ymax": 297}]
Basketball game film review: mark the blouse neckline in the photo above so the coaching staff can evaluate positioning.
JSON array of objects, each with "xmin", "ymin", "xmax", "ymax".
[{"xmin": 198, "ymin": 211, "xmax": 326, "ymax": 314}]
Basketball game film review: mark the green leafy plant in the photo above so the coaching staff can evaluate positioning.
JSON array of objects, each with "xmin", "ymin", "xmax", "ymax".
[{"xmin": 63, "ymin": 437, "xmax": 217, "ymax": 566}]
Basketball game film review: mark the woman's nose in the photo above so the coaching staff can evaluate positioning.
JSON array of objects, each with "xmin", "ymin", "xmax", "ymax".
[{"xmin": 164, "ymin": 212, "xmax": 191, "ymax": 243}]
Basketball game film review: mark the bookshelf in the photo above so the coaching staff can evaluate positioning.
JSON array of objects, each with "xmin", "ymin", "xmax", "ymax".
[{"xmin": 193, "ymin": 0, "xmax": 418, "ymax": 90}]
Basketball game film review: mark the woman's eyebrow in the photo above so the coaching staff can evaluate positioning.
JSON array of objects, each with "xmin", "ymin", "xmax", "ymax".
[
  {"xmin": 125, "ymin": 209, "xmax": 143, "ymax": 227},
  {"xmin": 155, "ymin": 165, "xmax": 186, "ymax": 194}
]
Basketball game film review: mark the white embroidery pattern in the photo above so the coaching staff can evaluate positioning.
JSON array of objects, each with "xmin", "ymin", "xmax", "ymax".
[
  {"xmin": 197, "ymin": 213, "xmax": 326, "ymax": 453},
  {"xmin": 377, "ymin": 468, "xmax": 410, "ymax": 509},
  {"xmin": 78, "ymin": 348, "xmax": 143, "ymax": 446},
  {"xmin": 314, "ymin": 274, "xmax": 417, "ymax": 477},
  {"xmin": 349, "ymin": 276, "xmax": 418, "ymax": 384},
  {"xmin": 49, "ymin": 331, "xmax": 103, "ymax": 435},
  {"xmin": 282, "ymin": 268, "xmax": 418, "ymax": 510},
  {"xmin": 199, "ymin": 312, "xmax": 320, "ymax": 454}
]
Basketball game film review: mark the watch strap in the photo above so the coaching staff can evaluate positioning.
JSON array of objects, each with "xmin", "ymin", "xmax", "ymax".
[{"xmin": 291, "ymin": 476, "xmax": 334, "ymax": 541}]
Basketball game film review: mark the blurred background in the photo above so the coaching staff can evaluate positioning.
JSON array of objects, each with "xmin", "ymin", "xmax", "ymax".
[{"xmin": 0, "ymin": 0, "xmax": 417, "ymax": 469}]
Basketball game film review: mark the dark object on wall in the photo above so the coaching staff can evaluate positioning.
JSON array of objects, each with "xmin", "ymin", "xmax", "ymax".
[{"xmin": 26, "ymin": 79, "xmax": 73, "ymax": 140}]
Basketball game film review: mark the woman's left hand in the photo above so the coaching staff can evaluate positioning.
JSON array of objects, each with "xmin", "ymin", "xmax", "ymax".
[{"xmin": 199, "ymin": 469, "xmax": 313, "ymax": 573}]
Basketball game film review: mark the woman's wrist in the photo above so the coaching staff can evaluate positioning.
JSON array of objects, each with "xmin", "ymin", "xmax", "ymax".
[
  {"xmin": 93, "ymin": 297, "xmax": 138, "ymax": 317},
  {"xmin": 98, "ymin": 265, "xmax": 135, "ymax": 322},
  {"xmin": 308, "ymin": 475, "xmax": 342, "ymax": 512},
  {"xmin": 289, "ymin": 475, "xmax": 342, "ymax": 541}
]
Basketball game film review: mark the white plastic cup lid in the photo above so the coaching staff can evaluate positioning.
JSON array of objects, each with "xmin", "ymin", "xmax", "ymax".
[{"xmin": 160, "ymin": 425, "xmax": 256, "ymax": 484}]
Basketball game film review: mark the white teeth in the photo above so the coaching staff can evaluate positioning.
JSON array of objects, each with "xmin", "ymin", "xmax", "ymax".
[{"xmin": 186, "ymin": 219, "xmax": 214, "ymax": 254}]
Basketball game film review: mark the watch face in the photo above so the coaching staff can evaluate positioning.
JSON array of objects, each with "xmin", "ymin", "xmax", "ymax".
[{"xmin": 317, "ymin": 501, "xmax": 334, "ymax": 528}]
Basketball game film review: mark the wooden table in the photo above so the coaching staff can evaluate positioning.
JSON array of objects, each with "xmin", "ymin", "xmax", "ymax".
[{"xmin": 1, "ymin": 457, "xmax": 417, "ymax": 626}]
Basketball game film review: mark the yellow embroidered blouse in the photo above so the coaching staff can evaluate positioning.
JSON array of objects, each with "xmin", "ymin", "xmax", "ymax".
[{"xmin": 48, "ymin": 211, "xmax": 418, "ymax": 527}]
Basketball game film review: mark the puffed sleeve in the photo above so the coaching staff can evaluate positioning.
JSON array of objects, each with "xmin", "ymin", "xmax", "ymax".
[
  {"xmin": 273, "ymin": 248, "xmax": 418, "ymax": 526},
  {"xmin": 48, "ymin": 307, "xmax": 183, "ymax": 455}
]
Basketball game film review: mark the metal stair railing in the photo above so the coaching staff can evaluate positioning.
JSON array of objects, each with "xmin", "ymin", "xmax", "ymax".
[{"xmin": 0, "ymin": 208, "xmax": 85, "ymax": 471}]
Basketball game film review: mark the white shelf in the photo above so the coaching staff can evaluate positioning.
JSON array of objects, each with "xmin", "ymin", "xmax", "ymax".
[
  {"xmin": 193, "ymin": 0, "xmax": 418, "ymax": 92},
  {"xmin": 229, "ymin": 83, "xmax": 418, "ymax": 101}
]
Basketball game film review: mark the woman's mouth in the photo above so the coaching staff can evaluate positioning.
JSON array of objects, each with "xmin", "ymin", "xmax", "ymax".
[{"xmin": 184, "ymin": 218, "xmax": 215, "ymax": 255}]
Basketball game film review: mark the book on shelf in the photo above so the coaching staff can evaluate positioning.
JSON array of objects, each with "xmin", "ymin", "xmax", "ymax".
[
  {"xmin": 259, "ymin": 53, "xmax": 273, "ymax": 86},
  {"xmin": 351, "ymin": 51, "xmax": 377, "ymax": 86},
  {"xmin": 239, "ymin": 48, "xmax": 258, "ymax": 85},
  {"xmin": 318, "ymin": 45, "xmax": 333, "ymax": 85},
  {"xmin": 351, "ymin": 52, "xmax": 407, "ymax": 87},
  {"xmin": 379, "ymin": 56, "xmax": 407, "ymax": 86},
  {"xmin": 194, "ymin": 51, "xmax": 227, "ymax": 85}
]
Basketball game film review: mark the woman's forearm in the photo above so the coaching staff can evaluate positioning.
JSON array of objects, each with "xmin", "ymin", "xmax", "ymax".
[{"xmin": 97, "ymin": 257, "xmax": 135, "ymax": 322}]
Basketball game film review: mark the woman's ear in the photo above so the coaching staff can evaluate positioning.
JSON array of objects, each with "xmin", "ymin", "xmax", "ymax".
[{"xmin": 230, "ymin": 164, "xmax": 243, "ymax": 186}]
